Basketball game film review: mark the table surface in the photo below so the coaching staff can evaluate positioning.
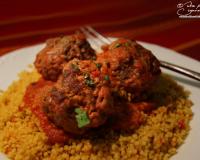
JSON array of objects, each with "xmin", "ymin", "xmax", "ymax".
[{"xmin": 0, "ymin": 0, "xmax": 199, "ymax": 61}]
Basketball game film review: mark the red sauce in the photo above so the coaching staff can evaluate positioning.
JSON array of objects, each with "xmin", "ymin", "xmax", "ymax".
[
  {"xmin": 178, "ymin": 119, "xmax": 185, "ymax": 129},
  {"xmin": 91, "ymin": 70, "xmax": 100, "ymax": 78},
  {"xmin": 23, "ymin": 79, "xmax": 155, "ymax": 143},
  {"xmin": 23, "ymin": 78, "xmax": 71, "ymax": 144}
]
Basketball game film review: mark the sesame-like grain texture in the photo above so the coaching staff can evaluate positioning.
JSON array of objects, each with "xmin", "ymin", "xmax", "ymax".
[{"xmin": 0, "ymin": 71, "xmax": 193, "ymax": 160}]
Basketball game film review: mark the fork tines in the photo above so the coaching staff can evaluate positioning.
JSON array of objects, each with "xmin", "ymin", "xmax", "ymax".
[{"xmin": 80, "ymin": 26, "xmax": 111, "ymax": 46}]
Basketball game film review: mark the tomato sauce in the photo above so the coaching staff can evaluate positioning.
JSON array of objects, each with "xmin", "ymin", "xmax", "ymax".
[{"xmin": 23, "ymin": 78, "xmax": 71, "ymax": 144}]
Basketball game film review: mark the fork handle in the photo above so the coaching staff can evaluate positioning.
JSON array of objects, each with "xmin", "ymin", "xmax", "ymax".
[
  {"xmin": 160, "ymin": 60, "xmax": 200, "ymax": 81},
  {"xmin": 81, "ymin": 26, "xmax": 200, "ymax": 81}
]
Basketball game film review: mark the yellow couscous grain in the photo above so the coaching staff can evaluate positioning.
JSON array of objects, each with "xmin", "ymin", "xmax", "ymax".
[{"xmin": 0, "ymin": 70, "xmax": 193, "ymax": 160}]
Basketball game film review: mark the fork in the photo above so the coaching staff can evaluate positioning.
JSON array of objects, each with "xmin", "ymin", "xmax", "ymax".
[{"xmin": 80, "ymin": 26, "xmax": 200, "ymax": 81}]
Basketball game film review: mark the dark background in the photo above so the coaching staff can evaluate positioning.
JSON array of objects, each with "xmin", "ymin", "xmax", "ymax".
[{"xmin": 0, "ymin": 0, "xmax": 199, "ymax": 60}]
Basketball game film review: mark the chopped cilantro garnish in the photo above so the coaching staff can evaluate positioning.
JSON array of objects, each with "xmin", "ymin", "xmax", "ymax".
[
  {"xmin": 84, "ymin": 73, "xmax": 90, "ymax": 79},
  {"xmin": 85, "ymin": 79, "xmax": 95, "ymax": 87},
  {"xmin": 124, "ymin": 42, "xmax": 130, "ymax": 47},
  {"xmin": 75, "ymin": 108, "xmax": 90, "ymax": 128},
  {"xmin": 84, "ymin": 73, "xmax": 95, "ymax": 87},
  {"xmin": 114, "ymin": 43, "xmax": 121, "ymax": 48},
  {"xmin": 71, "ymin": 64, "xmax": 80, "ymax": 72},
  {"xmin": 104, "ymin": 75, "xmax": 110, "ymax": 81},
  {"xmin": 95, "ymin": 63, "xmax": 102, "ymax": 69}
]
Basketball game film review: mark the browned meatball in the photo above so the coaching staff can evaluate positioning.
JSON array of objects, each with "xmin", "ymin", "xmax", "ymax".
[
  {"xmin": 36, "ymin": 38, "xmax": 161, "ymax": 136},
  {"xmin": 96, "ymin": 38, "xmax": 161, "ymax": 101},
  {"xmin": 42, "ymin": 59, "xmax": 114, "ymax": 135},
  {"xmin": 34, "ymin": 33, "xmax": 96, "ymax": 81},
  {"xmin": 40, "ymin": 39, "xmax": 161, "ymax": 135}
]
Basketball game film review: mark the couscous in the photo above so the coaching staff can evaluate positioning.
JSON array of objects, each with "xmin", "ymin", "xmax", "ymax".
[{"xmin": 0, "ymin": 70, "xmax": 193, "ymax": 160}]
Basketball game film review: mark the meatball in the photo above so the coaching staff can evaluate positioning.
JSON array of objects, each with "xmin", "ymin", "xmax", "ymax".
[
  {"xmin": 40, "ymin": 39, "xmax": 161, "ymax": 135},
  {"xmin": 30, "ymin": 37, "xmax": 161, "ymax": 138},
  {"xmin": 111, "ymin": 102, "xmax": 155, "ymax": 131},
  {"xmin": 34, "ymin": 33, "xmax": 96, "ymax": 81},
  {"xmin": 42, "ymin": 59, "xmax": 114, "ymax": 135},
  {"xmin": 97, "ymin": 39, "xmax": 161, "ymax": 101}
]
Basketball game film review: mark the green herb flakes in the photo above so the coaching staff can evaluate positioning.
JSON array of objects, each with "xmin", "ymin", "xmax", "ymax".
[
  {"xmin": 114, "ymin": 43, "xmax": 121, "ymax": 48},
  {"xmin": 85, "ymin": 79, "xmax": 95, "ymax": 87},
  {"xmin": 84, "ymin": 73, "xmax": 95, "ymax": 87},
  {"xmin": 104, "ymin": 75, "xmax": 110, "ymax": 81},
  {"xmin": 75, "ymin": 108, "xmax": 90, "ymax": 128},
  {"xmin": 71, "ymin": 64, "xmax": 80, "ymax": 72},
  {"xmin": 84, "ymin": 73, "xmax": 90, "ymax": 79},
  {"xmin": 95, "ymin": 63, "xmax": 102, "ymax": 69},
  {"xmin": 124, "ymin": 42, "xmax": 130, "ymax": 47}
]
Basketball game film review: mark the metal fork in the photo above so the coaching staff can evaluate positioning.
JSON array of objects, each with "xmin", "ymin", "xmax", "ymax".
[{"xmin": 80, "ymin": 26, "xmax": 200, "ymax": 81}]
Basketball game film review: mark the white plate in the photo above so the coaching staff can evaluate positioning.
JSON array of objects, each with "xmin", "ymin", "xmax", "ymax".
[{"xmin": 0, "ymin": 40, "xmax": 200, "ymax": 160}]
